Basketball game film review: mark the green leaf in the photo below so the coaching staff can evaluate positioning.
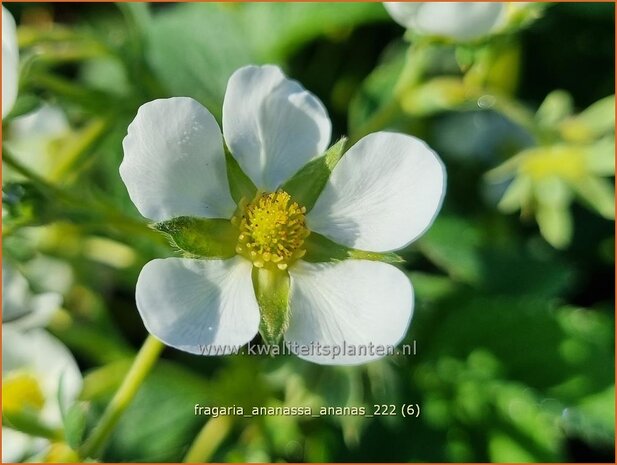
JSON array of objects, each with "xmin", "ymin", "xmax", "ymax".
[
  {"xmin": 5, "ymin": 93, "xmax": 41, "ymax": 120},
  {"xmin": 303, "ymin": 232, "xmax": 403, "ymax": 264},
  {"xmin": 417, "ymin": 215, "xmax": 484, "ymax": 284},
  {"xmin": 428, "ymin": 297, "xmax": 614, "ymax": 396},
  {"xmin": 87, "ymin": 360, "xmax": 211, "ymax": 462},
  {"xmin": 418, "ymin": 215, "xmax": 576, "ymax": 297},
  {"xmin": 240, "ymin": 2, "xmax": 389, "ymax": 62},
  {"xmin": 146, "ymin": 3, "xmax": 255, "ymax": 118},
  {"xmin": 225, "ymin": 146, "xmax": 257, "ymax": 204},
  {"xmin": 117, "ymin": 2, "xmax": 151, "ymax": 34},
  {"xmin": 348, "ymin": 44, "xmax": 406, "ymax": 133},
  {"xmin": 561, "ymin": 385, "xmax": 615, "ymax": 445},
  {"xmin": 252, "ymin": 267, "xmax": 290, "ymax": 345},
  {"xmin": 489, "ymin": 384, "xmax": 563, "ymax": 462},
  {"xmin": 64, "ymin": 402, "xmax": 89, "ymax": 450},
  {"xmin": 153, "ymin": 216, "xmax": 237, "ymax": 259},
  {"xmin": 418, "ymin": 296, "xmax": 613, "ymax": 461},
  {"xmin": 407, "ymin": 272, "xmax": 458, "ymax": 302},
  {"xmin": 146, "ymin": 2, "xmax": 387, "ymax": 117},
  {"xmin": 3, "ymin": 410, "xmax": 61, "ymax": 440},
  {"xmin": 281, "ymin": 138, "xmax": 347, "ymax": 211}
]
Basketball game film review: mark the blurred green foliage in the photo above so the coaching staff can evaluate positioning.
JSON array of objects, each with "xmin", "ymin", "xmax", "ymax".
[{"xmin": 2, "ymin": 2, "xmax": 614, "ymax": 463}]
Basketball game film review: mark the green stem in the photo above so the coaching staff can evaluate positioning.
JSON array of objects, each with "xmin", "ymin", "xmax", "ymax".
[
  {"xmin": 3, "ymin": 146, "xmax": 162, "ymax": 243},
  {"xmin": 26, "ymin": 73, "xmax": 120, "ymax": 111},
  {"xmin": 49, "ymin": 116, "xmax": 112, "ymax": 183},
  {"xmin": 490, "ymin": 93, "xmax": 542, "ymax": 142},
  {"xmin": 183, "ymin": 416, "xmax": 233, "ymax": 463},
  {"xmin": 348, "ymin": 41, "xmax": 432, "ymax": 144},
  {"xmin": 3, "ymin": 148, "xmax": 67, "ymax": 197},
  {"xmin": 79, "ymin": 335, "xmax": 164, "ymax": 459}
]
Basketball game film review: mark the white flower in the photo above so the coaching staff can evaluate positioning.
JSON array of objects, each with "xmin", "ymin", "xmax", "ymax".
[
  {"xmin": 5, "ymin": 105, "xmax": 70, "ymax": 181},
  {"xmin": 2, "ymin": 262, "xmax": 62, "ymax": 331},
  {"xmin": 2, "ymin": 327, "xmax": 82, "ymax": 462},
  {"xmin": 2, "ymin": 263, "xmax": 74, "ymax": 461},
  {"xmin": 2, "ymin": 5, "xmax": 19, "ymax": 117},
  {"xmin": 120, "ymin": 65, "xmax": 445, "ymax": 365},
  {"xmin": 384, "ymin": 2, "xmax": 505, "ymax": 41}
]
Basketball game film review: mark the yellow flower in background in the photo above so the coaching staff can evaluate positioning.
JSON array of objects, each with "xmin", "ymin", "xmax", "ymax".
[
  {"xmin": 488, "ymin": 94, "xmax": 615, "ymax": 248},
  {"xmin": 2, "ymin": 264, "xmax": 81, "ymax": 462}
]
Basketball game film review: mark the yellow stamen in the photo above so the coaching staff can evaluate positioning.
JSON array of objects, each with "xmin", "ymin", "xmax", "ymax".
[
  {"xmin": 232, "ymin": 191, "xmax": 309, "ymax": 270},
  {"xmin": 2, "ymin": 371, "xmax": 45, "ymax": 413},
  {"xmin": 520, "ymin": 147, "xmax": 586, "ymax": 182}
]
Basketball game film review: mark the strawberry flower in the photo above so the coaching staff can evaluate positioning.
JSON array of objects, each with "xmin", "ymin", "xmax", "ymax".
[
  {"xmin": 384, "ymin": 2, "xmax": 506, "ymax": 41},
  {"xmin": 2, "ymin": 5, "xmax": 19, "ymax": 117},
  {"xmin": 120, "ymin": 65, "xmax": 445, "ymax": 365}
]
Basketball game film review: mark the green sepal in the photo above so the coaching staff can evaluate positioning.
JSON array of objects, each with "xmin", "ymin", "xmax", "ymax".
[
  {"xmin": 281, "ymin": 137, "xmax": 347, "ymax": 211},
  {"xmin": 303, "ymin": 232, "xmax": 404, "ymax": 264},
  {"xmin": 153, "ymin": 216, "xmax": 236, "ymax": 259},
  {"xmin": 225, "ymin": 145, "xmax": 257, "ymax": 203},
  {"xmin": 57, "ymin": 371, "xmax": 87, "ymax": 449},
  {"xmin": 2, "ymin": 409, "xmax": 62, "ymax": 440},
  {"xmin": 252, "ymin": 267, "xmax": 290, "ymax": 346},
  {"xmin": 63, "ymin": 402, "xmax": 89, "ymax": 450},
  {"xmin": 4, "ymin": 94, "xmax": 41, "ymax": 121}
]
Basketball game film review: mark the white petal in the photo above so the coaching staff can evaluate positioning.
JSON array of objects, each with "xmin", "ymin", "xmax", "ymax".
[
  {"xmin": 415, "ymin": 2, "xmax": 504, "ymax": 40},
  {"xmin": 10, "ymin": 104, "xmax": 69, "ymax": 139},
  {"xmin": 2, "ymin": 327, "xmax": 82, "ymax": 426},
  {"xmin": 120, "ymin": 97, "xmax": 236, "ymax": 221},
  {"xmin": 135, "ymin": 256, "xmax": 259, "ymax": 355},
  {"xmin": 2, "ymin": 5, "xmax": 18, "ymax": 117},
  {"xmin": 2, "ymin": 262, "xmax": 62, "ymax": 330},
  {"xmin": 223, "ymin": 65, "xmax": 331, "ymax": 190},
  {"xmin": 385, "ymin": 2, "xmax": 504, "ymax": 41},
  {"xmin": 2, "ymin": 428, "xmax": 32, "ymax": 463},
  {"xmin": 307, "ymin": 131, "xmax": 446, "ymax": 252},
  {"xmin": 5, "ymin": 106, "xmax": 70, "ymax": 181},
  {"xmin": 383, "ymin": 2, "xmax": 421, "ymax": 28},
  {"xmin": 2, "ymin": 262, "xmax": 32, "ymax": 322},
  {"xmin": 286, "ymin": 260, "xmax": 413, "ymax": 365},
  {"xmin": 9, "ymin": 293, "xmax": 62, "ymax": 331}
]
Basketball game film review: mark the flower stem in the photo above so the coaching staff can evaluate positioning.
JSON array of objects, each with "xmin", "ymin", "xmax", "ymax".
[
  {"xmin": 79, "ymin": 335, "xmax": 164, "ymax": 460},
  {"xmin": 49, "ymin": 116, "xmax": 112, "ymax": 184},
  {"xmin": 2, "ymin": 146, "xmax": 164, "ymax": 243},
  {"xmin": 348, "ymin": 41, "xmax": 431, "ymax": 145},
  {"xmin": 183, "ymin": 416, "xmax": 233, "ymax": 463}
]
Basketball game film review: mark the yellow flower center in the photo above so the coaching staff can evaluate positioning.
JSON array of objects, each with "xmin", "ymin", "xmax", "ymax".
[
  {"xmin": 2, "ymin": 371, "xmax": 46, "ymax": 413},
  {"xmin": 45, "ymin": 443, "xmax": 80, "ymax": 462},
  {"xmin": 232, "ymin": 191, "xmax": 309, "ymax": 270},
  {"xmin": 520, "ymin": 147, "xmax": 586, "ymax": 182}
]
